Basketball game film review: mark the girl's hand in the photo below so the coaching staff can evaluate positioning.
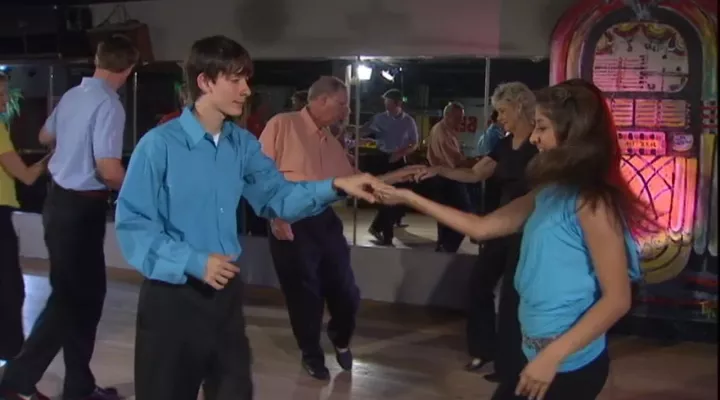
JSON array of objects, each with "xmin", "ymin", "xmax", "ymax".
[
  {"xmin": 515, "ymin": 348, "xmax": 563, "ymax": 400},
  {"xmin": 375, "ymin": 186, "xmax": 414, "ymax": 205}
]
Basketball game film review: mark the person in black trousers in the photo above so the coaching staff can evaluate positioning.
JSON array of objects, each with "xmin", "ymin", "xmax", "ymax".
[
  {"xmin": 0, "ymin": 37, "xmax": 137, "ymax": 400},
  {"xmin": 421, "ymin": 83, "xmax": 537, "ymax": 389},
  {"xmin": 0, "ymin": 72, "xmax": 50, "ymax": 365},
  {"xmin": 364, "ymin": 89, "xmax": 419, "ymax": 246}
]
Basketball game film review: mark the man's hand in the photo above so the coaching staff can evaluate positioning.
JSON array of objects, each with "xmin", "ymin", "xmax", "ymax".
[
  {"xmin": 381, "ymin": 164, "xmax": 428, "ymax": 184},
  {"xmin": 270, "ymin": 219, "xmax": 294, "ymax": 241},
  {"xmin": 333, "ymin": 173, "xmax": 392, "ymax": 203},
  {"xmin": 204, "ymin": 254, "xmax": 241, "ymax": 290}
]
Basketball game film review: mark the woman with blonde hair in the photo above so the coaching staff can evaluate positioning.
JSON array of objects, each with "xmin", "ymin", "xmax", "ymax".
[
  {"xmin": 422, "ymin": 82, "xmax": 538, "ymax": 386},
  {"xmin": 381, "ymin": 80, "xmax": 649, "ymax": 399}
]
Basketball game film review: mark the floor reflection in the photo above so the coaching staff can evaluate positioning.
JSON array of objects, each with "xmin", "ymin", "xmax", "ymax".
[{"xmin": 5, "ymin": 260, "xmax": 717, "ymax": 400}]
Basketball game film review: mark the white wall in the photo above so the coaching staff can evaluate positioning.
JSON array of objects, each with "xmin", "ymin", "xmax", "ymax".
[
  {"xmin": 90, "ymin": 0, "xmax": 505, "ymax": 61},
  {"xmin": 13, "ymin": 212, "xmax": 476, "ymax": 309},
  {"xmin": 91, "ymin": 0, "xmax": 578, "ymax": 61}
]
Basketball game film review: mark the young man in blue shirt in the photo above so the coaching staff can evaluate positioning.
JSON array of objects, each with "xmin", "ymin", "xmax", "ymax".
[
  {"xmin": 0, "ymin": 36, "xmax": 137, "ymax": 400},
  {"xmin": 114, "ymin": 35, "xmax": 390, "ymax": 400}
]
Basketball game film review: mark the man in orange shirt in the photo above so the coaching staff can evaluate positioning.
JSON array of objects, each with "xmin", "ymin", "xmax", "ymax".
[
  {"xmin": 426, "ymin": 102, "xmax": 473, "ymax": 252},
  {"xmin": 259, "ymin": 76, "xmax": 422, "ymax": 380}
]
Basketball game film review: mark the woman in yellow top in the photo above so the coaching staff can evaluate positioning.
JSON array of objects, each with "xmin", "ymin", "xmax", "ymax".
[{"xmin": 0, "ymin": 71, "xmax": 50, "ymax": 365}]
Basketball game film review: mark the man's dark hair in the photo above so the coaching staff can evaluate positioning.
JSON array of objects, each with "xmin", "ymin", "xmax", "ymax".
[
  {"xmin": 490, "ymin": 109, "xmax": 499, "ymax": 123},
  {"xmin": 95, "ymin": 35, "xmax": 139, "ymax": 73},
  {"xmin": 382, "ymin": 88, "xmax": 403, "ymax": 103},
  {"xmin": 184, "ymin": 35, "xmax": 254, "ymax": 102}
]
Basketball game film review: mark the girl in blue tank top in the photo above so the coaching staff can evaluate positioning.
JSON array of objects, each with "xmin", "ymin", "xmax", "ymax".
[{"xmin": 378, "ymin": 80, "xmax": 655, "ymax": 400}]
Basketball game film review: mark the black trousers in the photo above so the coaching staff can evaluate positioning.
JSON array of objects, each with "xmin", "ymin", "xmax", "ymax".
[
  {"xmin": 370, "ymin": 157, "xmax": 408, "ymax": 242},
  {"xmin": 465, "ymin": 237, "xmax": 508, "ymax": 361},
  {"xmin": 269, "ymin": 208, "xmax": 360, "ymax": 361},
  {"xmin": 492, "ymin": 235, "xmax": 525, "ymax": 382},
  {"xmin": 1, "ymin": 183, "xmax": 108, "ymax": 399},
  {"xmin": 238, "ymin": 198, "xmax": 267, "ymax": 237},
  {"xmin": 0, "ymin": 206, "xmax": 24, "ymax": 361},
  {"xmin": 492, "ymin": 350, "xmax": 609, "ymax": 400},
  {"xmin": 134, "ymin": 275, "xmax": 253, "ymax": 400},
  {"xmin": 433, "ymin": 177, "xmax": 471, "ymax": 252}
]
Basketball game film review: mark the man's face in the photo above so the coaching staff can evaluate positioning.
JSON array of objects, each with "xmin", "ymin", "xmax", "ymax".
[
  {"xmin": 199, "ymin": 72, "xmax": 252, "ymax": 117},
  {"xmin": 445, "ymin": 108, "xmax": 464, "ymax": 131},
  {"xmin": 384, "ymin": 98, "xmax": 401, "ymax": 114},
  {"xmin": 318, "ymin": 90, "xmax": 349, "ymax": 125}
]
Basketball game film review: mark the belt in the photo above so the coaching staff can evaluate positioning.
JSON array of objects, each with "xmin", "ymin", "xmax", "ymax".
[
  {"xmin": 522, "ymin": 334, "xmax": 559, "ymax": 352},
  {"xmin": 51, "ymin": 181, "xmax": 110, "ymax": 199}
]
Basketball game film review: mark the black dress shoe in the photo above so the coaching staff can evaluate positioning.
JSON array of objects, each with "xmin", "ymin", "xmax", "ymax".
[
  {"xmin": 464, "ymin": 358, "xmax": 491, "ymax": 372},
  {"xmin": 483, "ymin": 372, "xmax": 501, "ymax": 382},
  {"xmin": 302, "ymin": 358, "xmax": 330, "ymax": 381},
  {"xmin": 334, "ymin": 348, "xmax": 353, "ymax": 371}
]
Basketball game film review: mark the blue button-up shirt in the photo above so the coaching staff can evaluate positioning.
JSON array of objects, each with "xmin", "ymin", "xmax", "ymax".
[
  {"xmin": 115, "ymin": 107, "xmax": 341, "ymax": 284},
  {"xmin": 473, "ymin": 123, "xmax": 506, "ymax": 157},
  {"xmin": 366, "ymin": 111, "xmax": 419, "ymax": 154},
  {"xmin": 46, "ymin": 77, "xmax": 125, "ymax": 190}
]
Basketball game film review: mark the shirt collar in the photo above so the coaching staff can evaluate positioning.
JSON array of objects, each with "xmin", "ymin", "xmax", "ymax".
[
  {"xmin": 300, "ymin": 107, "xmax": 327, "ymax": 136},
  {"xmin": 178, "ymin": 106, "xmax": 236, "ymax": 149},
  {"xmin": 81, "ymin": 77, "xmax": 118, "ymax": 98}
]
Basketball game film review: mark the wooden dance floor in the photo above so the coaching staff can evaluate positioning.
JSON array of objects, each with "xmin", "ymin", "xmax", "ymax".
[
  {"xmin": 3, "ymin": 259, "xmax": 717, "ymax": 400},
  {"xmin": 323, "ymin": 205, "xmax": 479, "ymax": 254}
]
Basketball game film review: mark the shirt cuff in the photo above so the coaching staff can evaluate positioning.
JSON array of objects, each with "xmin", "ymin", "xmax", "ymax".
[
  {"xmin": 315, "ymin": 179, "xmax": 344, "ymax": 204},
  {"xmin": 184, "ymin": 251, "xmax": 210, "ymax": 281}
]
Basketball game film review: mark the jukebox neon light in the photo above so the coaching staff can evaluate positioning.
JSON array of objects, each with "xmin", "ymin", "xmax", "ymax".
[{"xmin": 550, "ymin": 0, "xmax": 717, "ymax": 320}]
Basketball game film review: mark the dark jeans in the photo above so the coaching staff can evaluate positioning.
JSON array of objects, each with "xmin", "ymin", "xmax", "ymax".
[
  {"xmin": 134, "ymin": 275, "xmax": 253, "ymax": 400},
  {"xmin": 492, "ymin": 350, "xmax": 610, "ymax": 400},
  {"xmin": 433, "ymin": 177, "xmax": 471, "ymax": 252},
  {"xmin": 1, "ymin": 183, "xmax": 108, "ymax": 399},
  {"xmin": 370, "ymin": 157, "xmax": 408, "ymax": 243},
  {"xmin": 0, "ymin": 206, "xmax": 24, "ymax": 361},
  {"xmin": 269, "ymin": 208, "xmax": 360, "ymax": 361}
]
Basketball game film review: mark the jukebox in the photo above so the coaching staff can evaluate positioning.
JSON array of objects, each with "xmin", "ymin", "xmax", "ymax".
[{"xmin": 550, "ymin": 0, "xmax": 717, "ymax": 321}]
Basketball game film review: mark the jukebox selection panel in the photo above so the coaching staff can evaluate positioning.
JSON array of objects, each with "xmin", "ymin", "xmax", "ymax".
[
  {"xmin": 593, "ymin": 23, "xmax": 695, "ymax": 158},
  {"xmin": 607, "ymin": 97, "xmax": 693, "ymax": 156}
]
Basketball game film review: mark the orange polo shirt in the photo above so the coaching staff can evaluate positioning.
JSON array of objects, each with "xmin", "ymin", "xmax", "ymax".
[
  {"xmin": 426, "ymin": 120, "xmax": 465, "ymax": 168},
  {"xmin": 259, "ymin": 107, "xmax": 356, "ymax": 182}
]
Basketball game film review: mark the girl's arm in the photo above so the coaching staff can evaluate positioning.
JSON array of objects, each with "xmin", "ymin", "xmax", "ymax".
[
  {"xmin": 0, "ymin": 151, "xmax": 49, "ymax": 186},
  {"xmin": 434, "ymin": 157, "xmax": 497, "ymax": 183},
  {"xmin": 542, "ymin": 198, "xmax": 633, "ymax": 362},
  {"xmin": 400, "ymin": 189, "xmax": 536, "ymax": 240}
]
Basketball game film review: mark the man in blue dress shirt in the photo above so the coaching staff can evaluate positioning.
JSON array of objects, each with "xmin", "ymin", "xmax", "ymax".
[
  {"xmin": 364, "ymin": 89, "xmax": 419, "ymax": 245},
  {"xmin": 0, "ymin": 36, "xmax": 138, "ymax": 400},
  {"xmin": 114, "ymin": 36, "xmax": 390, "ymax": 400}
]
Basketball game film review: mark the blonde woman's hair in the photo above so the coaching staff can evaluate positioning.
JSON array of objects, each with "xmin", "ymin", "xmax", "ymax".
[{"xmin": 491, "ymin": 82, "xmax": 536, "ymax": 125}]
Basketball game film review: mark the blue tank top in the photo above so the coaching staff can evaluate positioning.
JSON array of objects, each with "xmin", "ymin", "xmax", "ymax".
[{"xmin": 515, "ymin": 186, "xmax": 641, "ymax": 372}]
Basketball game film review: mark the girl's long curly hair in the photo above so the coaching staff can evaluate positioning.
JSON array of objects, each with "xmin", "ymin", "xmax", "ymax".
[{"xmin": 528, "ymin": 79, "xmax": 657, "ymax": 236}]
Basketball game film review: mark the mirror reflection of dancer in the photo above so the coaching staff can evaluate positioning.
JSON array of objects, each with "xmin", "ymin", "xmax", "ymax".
[
  {"xmin": 364, "ymin": 89, "xmax": 419, "ymax": 246},
  {"xmin": 379, "ymin": 80, "xmax": 652, "ymax": 400},
  {"xmin": 422, "ymin": 83, "xmax": 537, "ymax": 382},
  {"xmin": 0, "ymin": 36, "xmax": 137, "ymax": 400},
  {"xmin": 0, "ymin": 72, "xmax": 51, "ymax": 368},
  {"xmin": 262, "ymin": 76, "xmax": 424, "ymax": 380},
  {"xmin": 115, "ymin": 36, "xmax": 392, "ymax": 400}
]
